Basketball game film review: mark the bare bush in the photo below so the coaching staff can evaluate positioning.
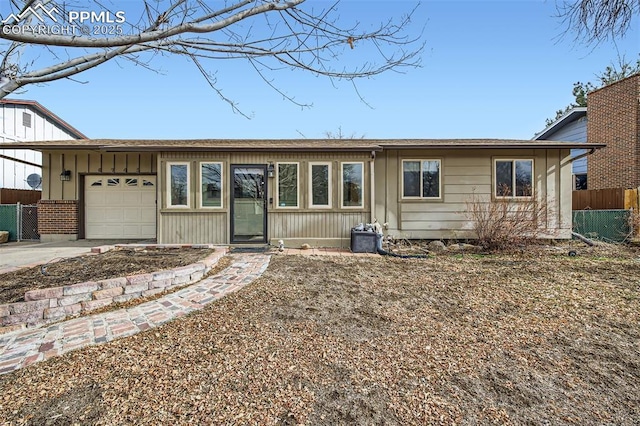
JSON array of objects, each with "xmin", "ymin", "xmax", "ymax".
[
  {"xmin": 626, "ymin": 208, "xmax": 640, "ymax": 241},
  {"xmin": 465, "ymin": 188, "xmax": 554, "ymax": 251}
]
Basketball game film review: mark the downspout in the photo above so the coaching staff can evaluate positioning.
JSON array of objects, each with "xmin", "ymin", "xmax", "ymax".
[
  {"xmin": 564, "ymin": 147, "xmax": 597, "ymax": 165},
  {"xmin": 370, "ymin": 150, "xmax": 376, "ymax": 223}
]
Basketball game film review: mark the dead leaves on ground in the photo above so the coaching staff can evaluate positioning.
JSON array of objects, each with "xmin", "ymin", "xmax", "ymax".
[{"xmin": 1, "ymin": 248, "xmax": 639, "ymax": 425}]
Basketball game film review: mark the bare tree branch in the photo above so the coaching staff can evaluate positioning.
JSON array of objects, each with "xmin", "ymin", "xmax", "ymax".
[
  {"xmin": 556, "ymin": 0, "xmax": 640, "ymax": 45},
  {"xmin": 0, "ymin": 0, "xmax": 424, "ymax": 112}
]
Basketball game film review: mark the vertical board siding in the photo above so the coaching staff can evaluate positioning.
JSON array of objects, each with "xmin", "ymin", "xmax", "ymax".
[
  {"xmin": 269, "ymin": 211, "xmax": 369, "ymax": 239},
  {"xmin": 42, "ymin": 151, "xmax": 156, "ymax": 200},
  {"xmin": 160, "ymin": 212, "xmax": 227, "ymax": 244}
]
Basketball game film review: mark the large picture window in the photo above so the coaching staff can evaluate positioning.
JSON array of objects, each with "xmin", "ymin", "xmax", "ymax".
[
  {"xmin": 309, "ymin": 162, "xmax": 332, "ymax": 208},
  {"xmin": 277, "ymin": 162, "xmax": 299, "ymax": 208},
  {"xmin": 402, "ymin": 160, "xmax": 441, "ymax": 198},
  {"xmin": 168, "ymin": 162, "xmax": 190, "ymax": 207},
  {"xmin": 200, "ymin": 162, "xmax": 222, "ymax": 208},
  {"xmin": 342, "ymin": 162, "xmax": 364, "ymax": 208},
  {"xmin": 495, "ymin": 159, "xmax": 533, "ymax": 197}
]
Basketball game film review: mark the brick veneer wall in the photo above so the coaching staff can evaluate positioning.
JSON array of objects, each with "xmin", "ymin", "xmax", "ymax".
[
  {"xmin": 587, "ymin": 74, "xmax": 640, "ymax": 190},
  {"xmin": 37, "ymin": 200, "xmax": 78, "ymax": 235}
]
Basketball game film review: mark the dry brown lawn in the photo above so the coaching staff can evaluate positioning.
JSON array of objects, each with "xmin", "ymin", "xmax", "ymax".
[{"xmin": 0, "ymin": 246, "xmax": 639, "ymax": 425}]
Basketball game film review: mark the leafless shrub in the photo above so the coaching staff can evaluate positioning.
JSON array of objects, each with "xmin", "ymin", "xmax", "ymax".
[
  {"xmin": 464, "ymin": 187, "xmax": 554, "ymax": 251},
  {"xmin": 625, "ymin": 208, "xmax": 640, "ymax": 241}
]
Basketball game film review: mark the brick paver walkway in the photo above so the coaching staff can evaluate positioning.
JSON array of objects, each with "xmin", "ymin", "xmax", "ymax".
[{"xmin": 0, "ymin": 253, "xmax": 270, "ymax": 375}]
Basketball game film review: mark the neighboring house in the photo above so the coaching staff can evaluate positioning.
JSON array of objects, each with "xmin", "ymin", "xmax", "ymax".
[
  {"xmin": 533, "ymin": 107, "xmax": 588, "ymax": 189},
  {"xmin": 0, "ymin": 138, "xmax": 604, "ymax": 245},
  {"xmin": 0, "ymin": 99, "xmax": 86, "ymax": 190},
  {"xmin": 587, "ymin": 73, "xmax": 640, "ymax": 190}
]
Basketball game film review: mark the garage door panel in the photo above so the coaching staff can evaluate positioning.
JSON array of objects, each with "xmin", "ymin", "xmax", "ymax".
[
  {"xmin": 123, "ymin": 208, "xmax": 141, "ymax": 221},
  {"xmin": 102, "ymin": 209, "xmax": 125, "ymax": 222},
  {"xmin": 122, "ymin": 192, "xmax": 143, "ymax": 204},
  {"xmin": 104, "ymin": 192, "xmax": 125, "ymax": 205},
  {"xmin": 85, "ymin": 192, "xmax": 105, "ymax": 205},
  {"xmin": 85, "ymin": 175, "xmax": 156, "ymax": 239},
  {"xmin": 140, "ymin": 192, "xmax": 156, "ymax": 204}
]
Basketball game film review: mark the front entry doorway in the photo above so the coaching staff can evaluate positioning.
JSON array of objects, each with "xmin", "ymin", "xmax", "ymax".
[{"xmin": 230, "ymin": 165, "xmax": 267, "ymax": 243}]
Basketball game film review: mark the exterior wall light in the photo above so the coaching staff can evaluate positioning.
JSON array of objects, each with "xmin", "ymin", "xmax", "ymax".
[
  {"xmin": 267, "ymin": 162, "xmax": 275, "ymax": 178},
  {"xmin": 60, "ymin": 170, "xmax": 72, "ymax": 181}
]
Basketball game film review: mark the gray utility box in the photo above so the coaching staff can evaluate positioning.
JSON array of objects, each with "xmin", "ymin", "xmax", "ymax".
[{"xmin": 350, "ymin": 229, "xmax": 378, "ymax": 253}]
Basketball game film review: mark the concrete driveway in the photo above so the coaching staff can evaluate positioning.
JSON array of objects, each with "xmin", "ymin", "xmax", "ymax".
[{"xmin": 0, "ymin": 240, "xmax": 146, "ymax": 273}]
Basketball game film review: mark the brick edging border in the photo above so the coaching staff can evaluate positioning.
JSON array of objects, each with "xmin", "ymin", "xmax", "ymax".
[{"xmin": 0, "ymin": 245, "xmax": 228, "ymax": 335}]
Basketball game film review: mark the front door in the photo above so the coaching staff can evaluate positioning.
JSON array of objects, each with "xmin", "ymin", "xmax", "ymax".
[{"xmin": 231, "ymin": 165, "xmax": 267, "ymax": 243}]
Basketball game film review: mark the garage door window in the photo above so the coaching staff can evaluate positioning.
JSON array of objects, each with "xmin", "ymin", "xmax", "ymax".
[{"xmin": 168, "ymin": 162, "xmax": 190, "ymax": 207}]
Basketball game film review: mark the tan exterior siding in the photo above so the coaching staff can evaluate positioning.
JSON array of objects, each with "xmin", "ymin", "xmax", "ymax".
[
  {"xmin": 40, "ymin": 145, "xmax": 573, "ymax": 244},
  {"xmin": 42, "ymin": 151, "xmax": 157, "ymax": 200},
  {"xmin": 159, "ymin": 151, "xmax": 372, "ymax": 245},
  {"xmin": 160, "ymin": 211, "xmax": 227, "ymax": 244},
  {"xmin": 269, "ymin": 211, "xmax": 369, "ymax": 247},
  {"xmin": 375, "ymin": 149, "xmax": 572, "ymax": 239}
]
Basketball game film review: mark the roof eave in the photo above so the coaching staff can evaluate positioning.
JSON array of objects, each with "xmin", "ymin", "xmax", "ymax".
[
  {"xmin": 381, "ymin": 143, "xmax": 605, "ymax": 150},
  {"xmin": 99, "ymin": 145, "xmax": 384, "ymax": 152},
  {"xmin": 532, "ymin": 107, "xmax": 587, "ymax": 140}
]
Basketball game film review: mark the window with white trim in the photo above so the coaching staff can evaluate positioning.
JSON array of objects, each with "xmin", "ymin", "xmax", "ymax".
[
  {"xmin": 309, "ymin": 162, "xmax": 332, "ymax": 208},
  {"xmin": 200, "ymin": 162, "xmax": 223, "ymax": 208},
  {"xmin": 402, "ymin": 160, "xmax": 441, "ymax": 198},
  {"xmin": 277, "ymin": 162, "xmax": 299, "ymax": 208},
  {"xmin": 494, "ymin": 159, "xmax": 533, "ymax": 197},
  {"xmin": 341, "ymin": 162, "xmax": 364, "ymax": 208},
  {"xmin": 168, "ymin": 162, "xmax": 190, "ymax": 207}
]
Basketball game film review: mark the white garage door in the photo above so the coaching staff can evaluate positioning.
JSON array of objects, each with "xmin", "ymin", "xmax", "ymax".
[{"xmin": 85, "ymin": 176, "xmax": 156, "ymax": 239}]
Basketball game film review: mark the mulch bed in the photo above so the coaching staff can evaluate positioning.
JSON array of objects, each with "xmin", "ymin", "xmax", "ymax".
[
  {"xmin": 0, "ymin": 246, "xmax": 638, "ymax": 424},
  {"xmin": 0, "ymin": 248, "xmax": 215, "ymax": 304}
]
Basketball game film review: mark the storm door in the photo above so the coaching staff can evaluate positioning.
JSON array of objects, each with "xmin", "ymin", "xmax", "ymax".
[{"xmin": 230, "ymin": 165, "xmax": 267, "ymax": 243}]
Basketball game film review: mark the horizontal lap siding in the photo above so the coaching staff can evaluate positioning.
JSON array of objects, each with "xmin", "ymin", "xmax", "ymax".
[
  {"xmin": 399, "ymin": 151, "xmax": 493, "ymax": 237},
  {"xmin": 377, "ymin": 149, "xmax": 571, "ymax": 239}
]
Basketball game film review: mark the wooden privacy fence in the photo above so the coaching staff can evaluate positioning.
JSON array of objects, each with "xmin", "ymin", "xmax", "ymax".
[
  {"xmin": 0, "ymin": 189, "xmax": 41, "ymax": 205},
  {"xmin": 573, "ymin": 187, "xmax": 640, "ymax": 210}
]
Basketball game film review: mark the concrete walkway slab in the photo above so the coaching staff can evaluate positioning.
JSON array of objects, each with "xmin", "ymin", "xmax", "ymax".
[{"xmin": 0, "ymin": 253, "xmax": 270, "ymax": 375}]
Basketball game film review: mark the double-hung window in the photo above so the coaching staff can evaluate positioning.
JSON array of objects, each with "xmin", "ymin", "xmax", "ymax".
[
  {"xmin": 402, "ymin": 160, "xmax": 441, "ymax": 199},
  {"xmin": 168, "ymin": 162, "xmax": 190, "ymax": 207},
  {"xmin": 277, "ymin": 162, "xmax": 299, "ymax": 208},
  {"xmin": 494, "ymin": 159, "xmax": 533, "ymax": 197},
  {"xmin": 200, "ymin": 162, "xmax": 223, "ymax": 208},
  {"xmin": 341, "ymin": 162, "xmax": 364, "ymax": 208},
  {"xmin": 309, "ymin": 162, "xmax": 332, "ymax": 208}
]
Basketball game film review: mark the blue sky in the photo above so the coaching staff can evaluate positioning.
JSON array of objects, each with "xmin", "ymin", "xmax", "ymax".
[{"xmin": 4, "ymin": 0, "xmax": 639, "ymax": 140}]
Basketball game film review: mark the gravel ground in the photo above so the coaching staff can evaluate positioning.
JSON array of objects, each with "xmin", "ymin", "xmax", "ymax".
[{"xmin": 0, "ymin": 247, "xmax": 639, "ymax": 425}]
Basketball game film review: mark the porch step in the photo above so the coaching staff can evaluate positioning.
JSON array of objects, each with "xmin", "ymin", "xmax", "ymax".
[{"xmin": 229, "ymin": 245, "xmax": 271, "ymax": 253}]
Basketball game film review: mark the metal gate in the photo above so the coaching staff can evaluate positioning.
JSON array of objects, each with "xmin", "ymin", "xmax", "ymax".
[{"xmin": 0, "ymin": 203, "xmax": 39, "ymax": 241}]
